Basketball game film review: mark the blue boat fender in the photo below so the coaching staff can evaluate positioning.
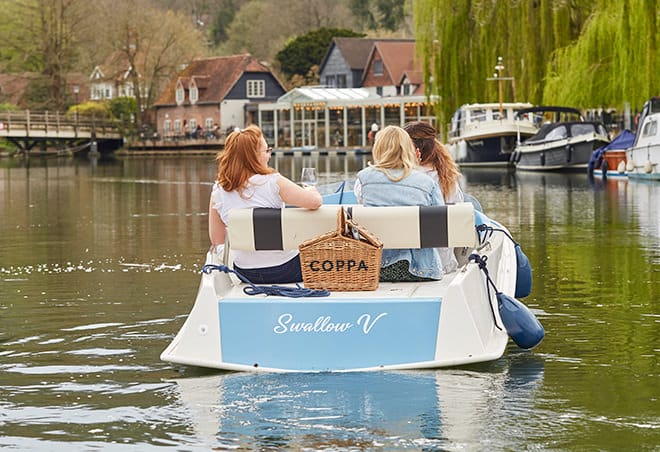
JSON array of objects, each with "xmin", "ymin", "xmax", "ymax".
[
  {"xmin": 497, "ymin": 292, "xmax": 545, "ymax": 349},
  {"xmin": 513, "ymin": 244, "xmax": 533, "ymax": 298}
]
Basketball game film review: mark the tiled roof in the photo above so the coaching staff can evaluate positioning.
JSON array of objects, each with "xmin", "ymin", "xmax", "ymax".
[
  {"xmin": 321, "ymin": 37, "xmax": 416, "ymax": 72},
  {"xmin": 363, "ymin": 41, "xmax": 418, "ymax": 87},
  {"xmin": 153, "ymin": 54, "xmax": 275, "ymax": 106},
  {"xmin": 330, "ymin": 38, "xmax": 379, "ymax": 70}
]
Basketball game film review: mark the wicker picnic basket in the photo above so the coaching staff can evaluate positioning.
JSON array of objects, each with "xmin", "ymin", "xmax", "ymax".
[{"xmin": 299, "ymin": 207, "xmax": 383, "ymax": 291}]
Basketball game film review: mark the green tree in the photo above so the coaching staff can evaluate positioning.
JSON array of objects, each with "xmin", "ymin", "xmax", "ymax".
[
  {"xmin": 0, "ymin": 0, "xmax": 91, "ymax": 110},
  {"xmin": 349, "ymin": 0, "xmax": 407, "ymax": 31},
  {"xmin": 96, "ymin": 0, "xmax": 206, "ymax": 128},
  {"xmin": 414, "ymin": 0, "xmax": 598, "ymax": 134},
  {"xmin": 210, "ymin": 0, "xmax": 242, "ymax": 46},
  {"xmin": 275, "ymin": 27, "xmax": 364, "ymax": 82}
]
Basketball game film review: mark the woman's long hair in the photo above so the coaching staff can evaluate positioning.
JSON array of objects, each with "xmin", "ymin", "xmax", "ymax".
[
  {"xmin": 216, "ymin": 125, "xmax": 274, "ymax": 193},
  {"xmin": 404, "ymin": 121, "xmax": 461, "ymax": 200},
  {"xmin": 370, "ymin": 125, "xmax": 418, "ymax": 181}
]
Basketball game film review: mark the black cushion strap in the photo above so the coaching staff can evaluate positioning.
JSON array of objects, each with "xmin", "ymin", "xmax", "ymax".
[
  {"xmin": 253, "ymin": 208, "xmax": 283, "ymax": 250},
  {"xmin": 419, "ymin": 205, "xmax": 448, "ymax": 248}
]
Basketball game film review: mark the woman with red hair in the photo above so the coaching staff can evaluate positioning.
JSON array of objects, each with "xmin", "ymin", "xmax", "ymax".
[{"xmin": 209, "ymin": 125, "xmax": 322, "ymax": 283}]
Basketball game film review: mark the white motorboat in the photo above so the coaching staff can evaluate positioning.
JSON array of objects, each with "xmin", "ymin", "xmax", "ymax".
[
  {"xmin": 161, "ymin": 192, "xmax": 543, "ymax": 372},
  {"xmin": 446, "ymin": 102, "xmax": 538, "ymax": 167}
]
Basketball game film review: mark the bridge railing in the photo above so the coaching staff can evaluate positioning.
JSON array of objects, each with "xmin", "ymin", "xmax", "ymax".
[{"xmin": 0, "ymin": 110, "xmax": 119, "ymax": 136}]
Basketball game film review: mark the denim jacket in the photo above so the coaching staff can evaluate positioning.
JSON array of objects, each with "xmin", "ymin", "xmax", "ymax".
[{"xmin": 355, "ymin": 167, "xmax": 445, "ymax": 280}]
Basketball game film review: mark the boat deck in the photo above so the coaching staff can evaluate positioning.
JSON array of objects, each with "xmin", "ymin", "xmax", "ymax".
[{"xmin": 218, "ymin": 271, "xmax": 461, "ymax": 301}]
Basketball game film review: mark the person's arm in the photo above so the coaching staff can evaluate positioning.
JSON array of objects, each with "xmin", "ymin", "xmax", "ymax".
[
  {"xmin": 208, "ymin": 196, "xmax": 226, "ymax": 245},
  {"xmin": 277, "ymin": 175, "xmax": 322, "ymax": 209}
]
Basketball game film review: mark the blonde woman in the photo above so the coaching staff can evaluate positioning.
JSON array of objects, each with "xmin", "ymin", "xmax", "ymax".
[
  {"xmin": 354, "ymin": 125, "xmax": 444, "ymax": 281},
  {"xmin": 209, "ymin": 125, "xmax": 322, "ymax": 283}
]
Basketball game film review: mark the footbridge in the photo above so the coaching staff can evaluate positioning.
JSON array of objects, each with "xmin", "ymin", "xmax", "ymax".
[{"xmin": 0, "ymin": 110, "xmax": 123, "ymax": 155}]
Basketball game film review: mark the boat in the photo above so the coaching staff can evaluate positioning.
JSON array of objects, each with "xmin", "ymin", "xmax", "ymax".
[
  {"xmin": 625, "ymin": 97, "xmax": 660, "ymax": 181},
  {"xmin": 511, "ymin": 106, "xmax": 610, "ymax": 171},
  {"xmin": 161, "ymin": 191, "xmax": 544, "ymax": 372},
  {"xmin": 587, "ymin": 129, "xmax": 636, "ymax": 178},
  {"xmin": 625, "ymin": 111, "xmax": 660, "ymax": 180},
  {"xmin": 446, "ymin": 102, "xmax": 538, "ymax": 167}
]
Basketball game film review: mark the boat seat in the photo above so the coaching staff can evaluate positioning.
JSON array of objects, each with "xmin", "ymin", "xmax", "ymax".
[{"xmin": 226, "ymin": 203, "xmax": 476, "ymax": 251}]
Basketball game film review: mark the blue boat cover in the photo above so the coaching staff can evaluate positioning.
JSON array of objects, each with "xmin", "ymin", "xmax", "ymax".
[{"xmin": 588, "ymin": 129, "xmax": 635, "ymax": 166}]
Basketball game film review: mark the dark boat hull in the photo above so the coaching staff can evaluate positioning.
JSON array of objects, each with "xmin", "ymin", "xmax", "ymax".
[
  {"xmin": 452, "ymin": 134, "xmax": 525, "ymax": 167},
  {"xmin": 514, "ymin": 138, "xmax": 609, "ymax": 171}
]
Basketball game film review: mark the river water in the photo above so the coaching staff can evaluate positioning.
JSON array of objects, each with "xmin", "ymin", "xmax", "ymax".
[{"xmin": 0, "ymin": 154, "xmax": 657, "ymax": 450}]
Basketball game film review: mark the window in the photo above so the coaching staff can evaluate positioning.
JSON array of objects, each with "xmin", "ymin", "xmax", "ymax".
[
  {"xmin": 402, "ymin": 83, "xmax": 411, "ymax": 95},
  {"xmin": 326, "ymin": 75, "xmax": 335, "ymax": 87},
  {"xmin": 337, "ymin": 75, "xmax": 347, "ymax": 88},
  {"xmin": 175, "ymin": 86, "xmax": 184, "ymax": 104},
  {"xmin": 374, "ymin": 60, "xmax": 383, "ymax": 75},
  {"xmin": 205, "ymin": 118, "xmax": 214, "ymax": 129},
  {"xmin": 376, "ymin": 87, "xmax": 383, "ymax": 96},
  {"xmin": 247, "ymin": 80, "xmax": 265, "ymax": 98},
  {"xmin": 189, "ymin": 118, "xmax": 197, "ymax": 131},
  {"xmin": 189, "ymin": 85, "xmax": 198, "ymax": 103},
  {"xmin": 164, "ymin": 119, "xmax": 171, "ymax": 134}
]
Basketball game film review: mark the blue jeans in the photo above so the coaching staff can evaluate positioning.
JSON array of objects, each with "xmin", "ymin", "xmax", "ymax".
[{"xmin": 234, "ymin": 255, "xmax": 303, "ymax": 284}]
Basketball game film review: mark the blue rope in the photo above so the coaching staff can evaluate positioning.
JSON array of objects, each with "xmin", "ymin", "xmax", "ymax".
[
  {"xmin": 468, "ymin": 254, "xmax": 503, "ymax": 330},
  {"xmin": 335, "ymin": 180, "xmax": 346, "ymax": 204},
  {"xmin": 476, "ymin": 223, "xmax": 520, "ymax": 247},
  {"xmin": 201, "ymin": 264, "xmax": 330, "ymax": 298}
]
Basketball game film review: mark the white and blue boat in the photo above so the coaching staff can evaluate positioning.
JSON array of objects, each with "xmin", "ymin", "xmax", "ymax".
[
  {"xmin": 161, "ymin": 190, "xmax": 543, "ymax": 372},
  {"xmin": 625, "ymin": 105, "xmax": 660, "ymax": 181}
]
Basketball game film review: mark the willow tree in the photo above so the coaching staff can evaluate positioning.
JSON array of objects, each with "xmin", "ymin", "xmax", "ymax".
[
  {"xmin": 544, "ymin": 0, "xmax": 659, "ymax": 113},
  {"xmin": 414, "ymin": 0, "xmax": 596, "ymax": 136}
]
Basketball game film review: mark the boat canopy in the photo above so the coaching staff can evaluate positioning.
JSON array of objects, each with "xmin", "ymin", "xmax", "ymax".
[
  {"xmin": 514, "ymin": 106, "xmax": 584, "ymax": 122},
  {"xmin": 525, "ymin": 121, "xmax": 605, "ymax": 144},
  {"xmin": 588, "ymin": 129, "xmax": 636, "ymax": 166}
]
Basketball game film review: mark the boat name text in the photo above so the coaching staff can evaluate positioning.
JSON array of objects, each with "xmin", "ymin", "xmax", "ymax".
[{"xmin": 273, "ymin": 313, "xmax": 388, "ymax": 335}]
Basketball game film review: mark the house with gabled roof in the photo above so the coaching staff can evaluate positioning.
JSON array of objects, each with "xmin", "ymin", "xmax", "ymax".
[
  {"xmin": 399, "ymin": 69, "xmax": 425, "ymax": 96},
  {"xmin": 89, "ymin": 51, "xmax": 138, "ymax": 101},
  {"xmin": 318, "ymin": 38, "xmax": 417, "ymax": 91},
  {"xmin": 361, "ymin": 40, "xmax": 420, "ymax": 97},
  {"xmin": 152, "ymin": 54, "xmax": 285, "ymax": 138},
  {"xmin": 318, "ymin": 38, "xmax": 379, "ymax": 88}
]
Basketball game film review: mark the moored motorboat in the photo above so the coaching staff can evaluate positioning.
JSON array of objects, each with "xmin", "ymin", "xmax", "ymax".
[
  {"xmin": 511, "ymin": 106, "xmax": 610, "ymax": 171},
  {"xmin": 588, "ymin": 129, "xmax": 636, "ymax": 178},
  {"xmin": 161, "ymin": 193, "xmax": 543, "ymax": 372},
  {"xmin": 625, "ymin": 110, "xmax": 660, "ymax": 181},
  {"xmin": 446, "ymin": 102, "xmax": 538, "ymax": 167}
]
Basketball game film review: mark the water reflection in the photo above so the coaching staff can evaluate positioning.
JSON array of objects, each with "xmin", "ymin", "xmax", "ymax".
[
  {"xmin": 0, "ymin": 156, "xmax": 658, "ymax": 450},
  {"xmin": 171, "ymin": 355, "xmax": 545, "ymax": 450}
]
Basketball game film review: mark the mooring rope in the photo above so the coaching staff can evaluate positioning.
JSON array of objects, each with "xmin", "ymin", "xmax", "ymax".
[
  {"xmin": 476, "ymin": 223, "xmax": 520, "ymax": 247},
  {"xmin": 201, "ymin": 264, "xmax": 330, "ymax": 298},
  {"xmin": 468, "ymin": 254, "xmax": 503, "ymax": 330}
]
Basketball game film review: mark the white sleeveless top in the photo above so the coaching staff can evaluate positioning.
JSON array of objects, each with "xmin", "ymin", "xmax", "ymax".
[{"xmin": 211, "ymin": 173, "xmax": 298, "ymax": 269}]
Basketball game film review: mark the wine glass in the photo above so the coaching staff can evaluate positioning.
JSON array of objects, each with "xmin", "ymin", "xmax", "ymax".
[{"xmin": 300, "ymin": 167, "xmax": 318, "ymax": 187}]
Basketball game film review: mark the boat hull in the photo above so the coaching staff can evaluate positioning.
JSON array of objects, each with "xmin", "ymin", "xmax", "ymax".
[
  {"xmin": 449, "ymin": 133, "xmax": 530, "ymax": 167},
  {"xmin": 161, "ymin": 220, "xmax": 518, "ymax": 372},
  {"xmin": 625, "ymin": 144, "xmax": 660, "ymax": 180},
  {"xmin": 592, "ymin": 150, "xmax": 628, "ymax": 178},
  {"xmin": 514, "ymin": 136, "xmax": 609, "ymax": 171}
]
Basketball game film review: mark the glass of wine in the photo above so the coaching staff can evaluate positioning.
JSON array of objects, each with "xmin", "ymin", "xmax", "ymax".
[{"xmin": 300, "ymin": 167, "xmax": 318, "ymax": 187}]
